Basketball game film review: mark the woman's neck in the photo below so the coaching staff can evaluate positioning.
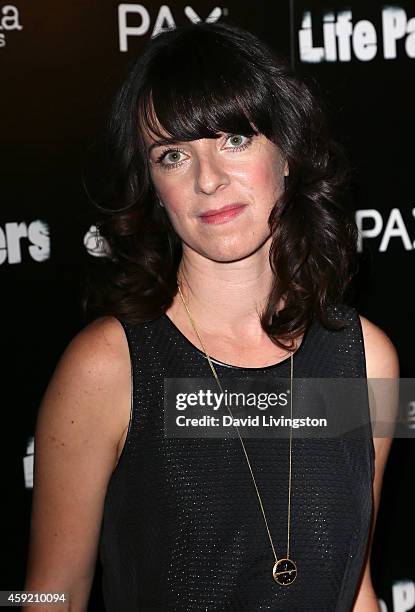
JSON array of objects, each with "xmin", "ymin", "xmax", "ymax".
[{"xmin": 171, "ymin": 241, "xmax": 279, "ymax": 344}]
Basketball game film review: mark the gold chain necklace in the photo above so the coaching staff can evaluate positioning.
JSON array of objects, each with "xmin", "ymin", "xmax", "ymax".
[{"xmin": 176, "ymin": 281, "xmax": 298, "ymax": 585}]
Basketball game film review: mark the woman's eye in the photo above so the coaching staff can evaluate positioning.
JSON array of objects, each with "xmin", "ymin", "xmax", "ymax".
[
  {"xmin": 161, "ymin": 149, "xmax": 183, "ymax": 164},
  {"xmin": 155, "ymin": 148, "xmax": 186, "ymax": 168},
  {"xmin": 164, "ymin": 151, "xmax": 183, "ymax": 164},
  {"xmin": 225, "ymin": 134, "xmax": 253, "ymax": 150}
]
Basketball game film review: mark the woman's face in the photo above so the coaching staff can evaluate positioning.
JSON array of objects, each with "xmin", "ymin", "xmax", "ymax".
[{"xmin": 143, "ymin": 122, "xmax": 288, "ymax": 263}]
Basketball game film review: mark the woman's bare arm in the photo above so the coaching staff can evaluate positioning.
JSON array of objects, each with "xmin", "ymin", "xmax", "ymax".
[
  {"xmin": 23, "ymin": 316, "xmax": 131, "ymax": 611},
  {"xmin": 352, "ymin": 315, "xmax": 399, "ymax": 612}
]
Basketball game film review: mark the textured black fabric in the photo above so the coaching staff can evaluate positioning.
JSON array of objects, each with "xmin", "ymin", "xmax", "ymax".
[{"xmin": 98, "ymin": 304, "xmax": 375, "ymax": 611}]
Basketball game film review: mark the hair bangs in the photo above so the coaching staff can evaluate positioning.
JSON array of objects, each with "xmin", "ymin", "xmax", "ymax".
[{"xmin": 138, "ymin": 30, "xmax": 275, "ymax": 144}]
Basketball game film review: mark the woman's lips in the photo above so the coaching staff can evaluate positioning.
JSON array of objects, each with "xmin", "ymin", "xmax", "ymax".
[{"xmin": 199, "ymin": 204, "xmax": 247, "ymax": 225}]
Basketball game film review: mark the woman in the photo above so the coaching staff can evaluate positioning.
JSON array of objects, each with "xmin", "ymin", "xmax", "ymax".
[{"xmin": 24, "ymin": 21, "xmax": 398, "ymax": 611}]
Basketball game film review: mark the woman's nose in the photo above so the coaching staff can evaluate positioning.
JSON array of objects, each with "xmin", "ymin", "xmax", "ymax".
[{"xmin": 194, "ymin": 152, "xmax": 230, "ymax": 195}]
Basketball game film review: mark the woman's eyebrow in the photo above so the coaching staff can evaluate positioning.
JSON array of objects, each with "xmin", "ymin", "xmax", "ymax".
[{"xmin": 148, "ymin": 138, "xmax": 181, "ymax": 154}]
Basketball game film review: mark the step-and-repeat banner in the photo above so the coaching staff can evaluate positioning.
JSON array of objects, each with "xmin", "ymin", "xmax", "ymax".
[{"xmin": 2, "ymin": 2, "xmax": 414, "ymax": 610}]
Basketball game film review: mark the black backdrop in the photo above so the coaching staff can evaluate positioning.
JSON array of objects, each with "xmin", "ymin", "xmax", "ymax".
[{"xmin": 2, "ymin": 2, "xmax": 414, "ymax": 610}]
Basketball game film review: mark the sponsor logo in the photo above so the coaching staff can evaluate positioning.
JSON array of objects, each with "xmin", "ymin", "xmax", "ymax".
[
  {"xmin": 23, "ymin": 435, "xmax": 34, "ymax": 489},
  {"xmin": 298, "ymin": 7, "xmax": 415, "ymax": 63},
  {"xmin": 0, "ymin": 220, "xmax": 50, "ymax": 265},
  {"xmin": 356, "ymin": 207, "xmax": 415, "ymax": 252},
  {"xmin": 378, "ymin": 581, "xmax": 415, "ymax": 611},
  {"xmin": 0, "ymin": 4, "xmax": 23, "ymax": 48},
  {"xmin": 118, "ymin": 4, "xmax": 227, "ymax": 51},
  {"xmin": 84, "ymin": 225, "xmax": 111, "ymax": 258}
]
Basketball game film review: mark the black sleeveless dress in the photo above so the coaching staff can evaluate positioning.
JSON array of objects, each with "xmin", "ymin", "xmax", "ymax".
[{"xmin": 98, "ymin": 304, "xmax": 375, "ymax": 611}]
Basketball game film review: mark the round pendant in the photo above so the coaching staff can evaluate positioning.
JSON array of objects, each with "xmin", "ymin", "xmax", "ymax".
[{"xmin": 272, "ymin": 558, "xmax": 297, "ymax": 585}]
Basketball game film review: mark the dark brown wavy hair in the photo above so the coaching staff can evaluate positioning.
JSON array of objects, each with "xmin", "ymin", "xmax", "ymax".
[{"xmin": 82, "ymin": 20, "xmax": 358, "ymax": 350}]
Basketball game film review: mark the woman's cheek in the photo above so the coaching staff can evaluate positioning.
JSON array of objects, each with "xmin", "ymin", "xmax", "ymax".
[
  {"xmin": 159, "ymin": 191, "xmax": 185, "ymax": 218},
  {"xmin": 242, "ymin": 162, "xmax": 282, "ymax": 201},
  {"xmin": 262, "ymin": 160, "xmax": 286, "ymax": 196}
]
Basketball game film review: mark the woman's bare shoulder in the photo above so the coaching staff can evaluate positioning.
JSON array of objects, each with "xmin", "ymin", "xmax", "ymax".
[
  {"xmin": 357, "ymin": 314, "xmax": 399, "ymax": 379},
  {"xmin": 40, "ymin": 315, "xmax": 132, "ymax": 455},
  {"xmin": 66, "ymin": 315, "xmax": 129, "ymax": 368},
  {"xmin": 60, "ymin": 315, "xmax": 130, "ymax": 386}
]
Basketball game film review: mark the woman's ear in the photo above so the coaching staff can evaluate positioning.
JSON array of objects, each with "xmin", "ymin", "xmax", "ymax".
[{"xmin": 283, "ymin": 160, "xmax": 289, "ymax": 177}]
